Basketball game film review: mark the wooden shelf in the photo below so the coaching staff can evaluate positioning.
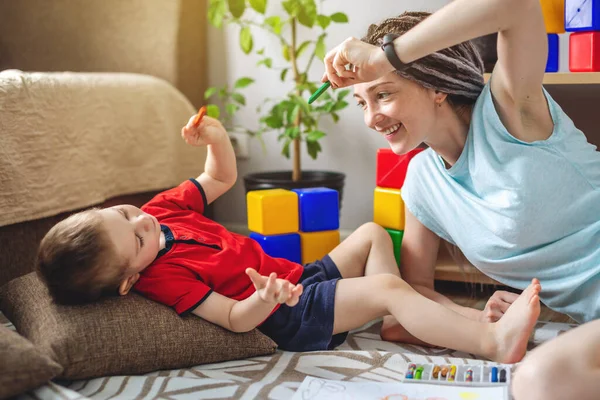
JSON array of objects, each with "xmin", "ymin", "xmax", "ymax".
[
  {"xmin": 484, "ymin": 72, "xmax": 600, "ymax": 85},
  {"xmin": 434, "ymin": 243, "xmax": 501, "ymax": 285}
]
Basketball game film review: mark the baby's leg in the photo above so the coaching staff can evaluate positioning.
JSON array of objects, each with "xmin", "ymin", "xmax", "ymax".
[
  {"xmin": 328, "ymin": 223, "xmax": 428, "ymax": 344},
  {"xmin": 512, "ymin": 319, "xmax": 600, "ymax": 400},
  {"xmin": 332, "ymin": 274, "xmax": 541, "ymax": 363},
  {"xmin": 328, "ymin": 222, "xmax": 400, "ymax": 278}
]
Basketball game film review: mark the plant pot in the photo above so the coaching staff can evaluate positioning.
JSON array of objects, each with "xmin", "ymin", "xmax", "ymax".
[{"xmin": 243, "ymin": 170, "xmax": 346, "ymax": 209}]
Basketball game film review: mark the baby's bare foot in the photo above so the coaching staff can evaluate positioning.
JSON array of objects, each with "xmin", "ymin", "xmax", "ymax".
[{"xmin": 490, "ymin": 279, "xmax": 541, "ymax": 363}]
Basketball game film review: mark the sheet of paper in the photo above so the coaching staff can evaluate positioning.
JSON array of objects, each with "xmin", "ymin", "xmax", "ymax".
[{"xmin": 291, "ymin": 376, "xmax": 509, "ymax": 400}]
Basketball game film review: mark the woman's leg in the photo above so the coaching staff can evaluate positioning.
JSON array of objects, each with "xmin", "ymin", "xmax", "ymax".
[
  {"xmin": 328, "ymin": 222, "xmax": 428, "ymax": 344},
  {"xmin": 331, "ymin": 274, "xmax": 541, "ymax": 363},
  {"xmin": 512, "ymin": 319, "xmax": 600, "ymax": 400}
]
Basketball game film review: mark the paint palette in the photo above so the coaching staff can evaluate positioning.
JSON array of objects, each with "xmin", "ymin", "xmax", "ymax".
[{"xmin": 403, "ymin": 363, "xmax": 513, "ymax": 387}]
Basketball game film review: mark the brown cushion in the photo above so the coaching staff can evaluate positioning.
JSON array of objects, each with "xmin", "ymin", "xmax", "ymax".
[
  {"xmin": 0, "ymin": 324, "xmax": 62, "ymax": 399},
  {"xmin": 0, "ymin": 273, "xmax": 277, "ymax": 380}
]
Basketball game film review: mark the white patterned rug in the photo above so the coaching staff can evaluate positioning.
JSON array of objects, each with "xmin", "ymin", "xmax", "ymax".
[{"xmin": 7, "ymin": 318, "xmax": 575, "ymax": 400}]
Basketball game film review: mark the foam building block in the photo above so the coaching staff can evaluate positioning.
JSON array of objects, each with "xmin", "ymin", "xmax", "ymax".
[
  {"xmin": 569, "ymin": 32, "xmax": 600, "ymax": 71},
  {"xmin": 292, "ymin": 187, "xmax": 339, "ymax": 232},
  {"xmin": 565, "ymin": 0, "xmax": 600, "ymax": 31},
  {"xmin": 386, "ymin": 228, "xmax": 404, "ymax": 267},
  {"xmin": 546, "ymin": 34, "xmax": 560, "ymax": 72},
  {"xmin": 373, "ymin": 187, "xmax": 405, "ymax": 230},
  {"xmin": 541, "ymin": 0, "xmax": 566, "ymax": 33},
  {"xmin": 299, "ymin": 230, "xmax": 340, "ymax": 264},
  {"xmin": 376, "ymin": 148, "xmax": 425, "ymax": 189},
  {"xmin": 249, "ymin": 232, "xmax": 302, "ymax": 264},
  {"xmin": 247, "ymin": 189, "xmax": 298, "ymax": 235}
]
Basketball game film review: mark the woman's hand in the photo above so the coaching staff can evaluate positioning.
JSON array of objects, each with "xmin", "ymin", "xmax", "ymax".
[
  {"xmin": 480, "ymin": 290, "xmax": 520, "ymax": 322},
  {"xmin": 322, "ymin": 36, "xmax": 395, "ymax": 88},
  {"xmin": 181, "ymin": 115, "xmax": 227, "ymax": 147},
  {"xmin": 246, "ymin": 269, "xmax": 304, "ymax": 307}
]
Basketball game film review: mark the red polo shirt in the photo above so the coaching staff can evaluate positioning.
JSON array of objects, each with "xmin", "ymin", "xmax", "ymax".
[{"xmin": 134, "ymin": 179, "xmax": 304, "ymax": 316}]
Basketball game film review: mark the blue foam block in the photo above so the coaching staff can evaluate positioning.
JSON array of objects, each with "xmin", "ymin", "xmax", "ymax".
[
  {"xmin": 566, "ymin": 0, "xmax": 600, "ymax": 31},
  {"xmin": 546, "ymin": 33, "xmax": 559, "ymax": 72},
  {"xmin": 249, "ymin": 232, "xmax": 302, "ymax": 264},
  {"xmin": 292, "ymin": 187, "xmax": 340, "ymax": 232}
]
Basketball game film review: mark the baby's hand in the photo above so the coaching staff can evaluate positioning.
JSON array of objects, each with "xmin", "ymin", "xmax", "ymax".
[
  {"xmin": 181, "ymin": 115, "xmax": 227, "ymax": 146},
  {"xmin": 246, "ymin": 268, "xmax": 303, "ymax": 307}
]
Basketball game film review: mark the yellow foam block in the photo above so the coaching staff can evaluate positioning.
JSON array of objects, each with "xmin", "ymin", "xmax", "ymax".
[
  {"xmin": 299, "ymin": 230, "xmax": 340, "ymax": 264},
  {"xmin": 373, "ymin": 187, "xmax": 405, "ymax": 230},
  {"xmin": 541, "ymin": 0, "xmax": 565, "ymax": 33},
  {"xmin": 247, "ymin": 189, "xmax": 298, "ymax": 235}
]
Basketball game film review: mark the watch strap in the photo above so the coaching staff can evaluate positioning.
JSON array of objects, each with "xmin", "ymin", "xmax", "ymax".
[{"xmin": 381, "ymin": 33, "xmax": 411, "ymax": 72}]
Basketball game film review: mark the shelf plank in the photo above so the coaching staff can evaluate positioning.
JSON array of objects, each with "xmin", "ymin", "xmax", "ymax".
[
  {"xmin": 434, "ymin": 244, "xmax": 501, "ymax": 285},
  {"xmin": 484, "ymin": 72, "xmax": 600, "ymax": 85}
]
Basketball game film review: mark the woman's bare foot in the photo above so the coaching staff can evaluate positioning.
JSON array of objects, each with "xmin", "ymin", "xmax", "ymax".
[{"xmin": 489, "ymin": 279, "xmax": 541, "ymax": 363}]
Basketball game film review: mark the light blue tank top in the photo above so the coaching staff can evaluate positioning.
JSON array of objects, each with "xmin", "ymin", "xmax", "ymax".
[{"xmin": 402, "ymin": 82, "xmax": 600, "ymax": 323}]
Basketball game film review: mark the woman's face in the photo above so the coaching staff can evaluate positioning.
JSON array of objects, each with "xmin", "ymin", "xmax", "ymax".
[{"xmin": 353, "ymin": 72, "xmax": 440, "ymax": 155}]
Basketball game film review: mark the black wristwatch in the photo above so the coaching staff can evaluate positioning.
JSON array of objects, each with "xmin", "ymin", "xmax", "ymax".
[{"xmin": 381, "ymin": 34, "xmax": 411, "ymax": 72}]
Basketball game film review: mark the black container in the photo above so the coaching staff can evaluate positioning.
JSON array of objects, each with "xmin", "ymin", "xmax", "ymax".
[{"xmin": 243, "ymin": 170, "xmax": 346, "ymax": 209}]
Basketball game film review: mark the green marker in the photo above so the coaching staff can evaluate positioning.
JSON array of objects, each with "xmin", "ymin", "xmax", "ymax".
[{"xmin": 308, "ymin": 81, "xmax": 331, "ymax": 104}]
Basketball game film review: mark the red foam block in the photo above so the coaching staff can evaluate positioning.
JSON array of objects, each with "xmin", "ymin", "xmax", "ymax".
[
  {"xmin": 569, "ymin": 32, "xmax": 600, "ymax": 72},
  {"xmin": 376, "ymin": 147, "xmax": 425, "ymax": 189}
]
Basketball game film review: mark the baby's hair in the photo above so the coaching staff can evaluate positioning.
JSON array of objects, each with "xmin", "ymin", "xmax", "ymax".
[
  {"xmin": 362, "ymin": 11, "xmax": 485, "ymax": 104},
  {"xmin": 36, "ymin": 208, "xmax": 127, "ymax": 305}
]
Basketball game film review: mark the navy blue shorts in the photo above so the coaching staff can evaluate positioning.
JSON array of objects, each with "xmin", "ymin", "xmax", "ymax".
[{"xmin": 258, "ymin": 255, "xmax": 348, "ymax": 352}]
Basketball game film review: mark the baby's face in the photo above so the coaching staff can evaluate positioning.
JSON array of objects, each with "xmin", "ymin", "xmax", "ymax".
[{"xmin": 98, "ymin": 205, "xmax": 164, "ymax": 275}]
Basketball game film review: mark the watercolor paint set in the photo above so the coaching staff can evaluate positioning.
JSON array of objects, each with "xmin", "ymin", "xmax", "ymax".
[{"xmin": 402, "ymin": 362, "xmax": 513, "ymax": 387}]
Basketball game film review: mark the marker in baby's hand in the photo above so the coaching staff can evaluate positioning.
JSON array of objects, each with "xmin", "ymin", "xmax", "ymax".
[{"xmin": 193, "ymin": 106, "xmax": 207, "ymax": 127}]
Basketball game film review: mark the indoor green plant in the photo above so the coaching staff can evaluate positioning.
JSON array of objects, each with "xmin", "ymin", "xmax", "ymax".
[
  {"xmin": 204, "ymin": 76, "xmax": 255, "ymax": 131},
  {"xmin": 207, "ymin": 0, "xmax": 350, "ymax": 196}
]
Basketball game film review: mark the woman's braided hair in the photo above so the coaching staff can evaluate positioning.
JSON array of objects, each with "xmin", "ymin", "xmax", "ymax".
[{"xmin": 362, "ymin": 11, "xmax": 485, "ymax": 105}]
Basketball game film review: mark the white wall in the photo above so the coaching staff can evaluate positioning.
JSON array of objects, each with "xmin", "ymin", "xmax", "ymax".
[{"xmin": 208, "ymin": 0, "xmax": 575, "ymax": 229}]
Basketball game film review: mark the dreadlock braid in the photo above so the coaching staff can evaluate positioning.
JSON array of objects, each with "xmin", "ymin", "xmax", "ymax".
[{"xmin": 363, "ymin": 11, "xmax": 485, "ymax": 104}]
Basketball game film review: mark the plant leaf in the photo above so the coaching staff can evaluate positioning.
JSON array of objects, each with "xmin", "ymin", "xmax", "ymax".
[
  {"xmin": 306, "ymin": 140, "xmax": 322, "ymax": 159},
  {"xmin": 231, "ymin": 93, "xmax": 246, "ymax": 105},
  {"xmin": 330, "ymin": 12, "xmax": 349, "ymax": 23},
  {"xmin": 282, "ymin": 0, "xmax": 299, "ymax": 17},
  {"xmin": 332, "ymin": 100, "xmax": 348, "ymax": 111},
  {"xmin": 306, "ymin": 130, "xmax": 326, "ymax": 142},
  {"xmin": 337, "ymin": 89, "xmax": 351, "ymax": 100},
  {"xmin": 316, "ymin": 14, "xmax": 331, "ymax": 29},
  {"xmin": 288, "ymin": 104, "xmax": 301, "ymax": 125},
  {"xmin": 204, "ymin": 87, "xmax": 218, "ymax": 99},
  {"xmin": 297, "ymin": 0, "xmax": 317, "ymax": 28},
  {"xmin": 280, "ymin": 68, "xmax": 289, "ymax": 81},
  {"xmin": 257, "ymin": 58, "xmax": 273, "ymax": 68},
  {"xmin": 282, "ymin": 45, "xmax": 290, "ymax": 61},
  {"xmin": 240, "ymin": 26, "xmax": 253, "ymax": 54},
  {"xmin": 249, "ymin": 0, "xmax": 266, "ymax": 14},
  {"xmin": 282, "ymin": 139, "xmax": 291, "ymax": 158},
  {"xmin": 206, "ymin": 104, "xmax": 220, "ymax": 118},
  {"xmin": 315, "ymin": 34, "xmax": 326, "ymax": 60},
  {"xmin": 285, "ymin": 126, "xmax": 300, "ymax": 139},
  {"xmin": 296, "ymin": 40, "xmax": 311, "ymax": 58},
  {"xmin": 227, "ymin": 0, "xmax": 246, "ymax": 18},
  {"xmin": 207, "ymin": 0, "xmax": 227, "ymax": 27},
  {"xmin": 257, "ymin": 48, "xmax": 265, "ymax": 55},
  {"xmin": 234, "ymin": 77, "xmax": 255, "ymax": 89},
  {"xmin": 225, "ymin": 103, "xmax": 239, "ymax": 115},
  {"xmin": 331, "ymin": 112, "xmax": 339, "ymax": 123},
  {"xmin": 263, "ymin": 115, "xmax": 283, "ymax": 129},
  {"xmin": 264, "ymin": 16, "xmax": 282, "ymax": 34}
]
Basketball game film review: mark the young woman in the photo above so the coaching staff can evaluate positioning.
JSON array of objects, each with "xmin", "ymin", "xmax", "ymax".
[{"xmin": 321, "ymin": 1, "xmax": 599, "ymax": 398}]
